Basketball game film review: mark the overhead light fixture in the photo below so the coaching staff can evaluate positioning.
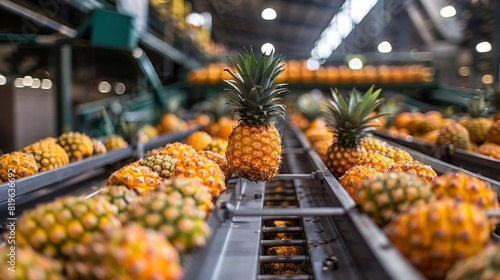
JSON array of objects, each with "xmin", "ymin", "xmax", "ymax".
[
  {"xmin": 14, "ymin": 78, "xmax": 23, "ymax": 88},
  {"xmin": 440, "ymin": 5, "xmax": 456, "ymax": 18},
  {"xmin": 31, "ymin": 78, "xmax": 41, "ymax": 88},
  {"xmin": 482, "ymin": 74, "xmax": 493, "ymax": 84},
  {"xmin": 377, "ymin": 41, "xmax": 392, "ymax": 53},
  {"xmin": 115, "ymin": 82, "xmax": 126, "ymax": 95},
  {"xmin": 98, "ymin": 81, "xmax": 112, "ymax": 93},
  {"xmin": 348, "ymin": 57, "xmax": 363, "ymax": 70},
  {"xmin": 261, "ymin": 8, "xmax": 277, "ymax": 20},
  {"xmin": 41, "ymin": 79, "xmax": 52, "ymax": 90},
  {"xmin": 261, "ymin": 43, "xmax": 275, "ymax": 55},
  {"xmin": 22, "ymin": 76, "xmax": 34, "ymax": 87},
  {"xmin": 0, "ymin": 74, "xmax": 7, "ymax": 86},
  {"xmin": 476, "ymin": 41, "xmax": 492, "ymax": 53},
  {"xmin": 458, "ymin": 66, "xmax": 470, "ymax": 77},
  {"xmin": 309, "ymin": 0, "xmax": 378, "ymax": 62},
  {"xmin": 186, "ymin": 12, "xmax": 204, "ymax": 26}
]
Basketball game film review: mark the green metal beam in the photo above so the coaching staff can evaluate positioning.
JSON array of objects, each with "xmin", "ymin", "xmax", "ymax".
[
  {"xmin": 56, "ymin": 44, "xmax": 73, "ymax": 133},
  {"xmin": 133, "ymin": 50, "xmax": 167, "ymax": 110}
]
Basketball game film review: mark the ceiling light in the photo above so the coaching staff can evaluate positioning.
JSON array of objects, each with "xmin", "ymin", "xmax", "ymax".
[
  {"xmin": 0, "ymin": 75, "xmax": 6, "ymax": 86},
  {"xmin": 458, "ymin": 66, "xmax": 470, "ymax": 77},
  {"xmin": 261, "ymin": 43, "xmax": 275, "ymax": 55},
  {"xmin": 31, "ymin": 78, "xmax": 41, "ymax": 88},
  {"xmin": 41, "ymin": 79, "xmax": 52, "ymax": 90},
  {"xmin": 348, "ymin": 58, "xmax": 363, "ymax": 70},
  {"xmin": 186, "ymin": 12, "xmax": 204, "ymax": 26},
  {"xmin": 261, "ymin": 8, "xmax": 277, "ymax": 20},
  {"xmin": 306, "ymin": 58, "xmax": 320, "ymax": 71},
  {"xmin": 115, "ymin": 82, "xmax": 126, "ymax": 95},
  {"xmin": 377, "ymin": 41, "xmax": 392, "ymax": 53},
  {"xmin": 482, "ymin": 74, "xmax": 493, "ymax": 84},
  {"xmin": 14, "ymin": 78, "xmax": 23, "ymax": 88},
  {"xmin": 440, "ymin": 5, "xmax": 456, "ymax": 18},
  {"xmin": 476, "ymin": 41, "xmax": 492, "ymax": 53},
  {"xmin": 98, "ymin": 81, "xmax": 111, "ymax": 93},
  {"xmin": 22, "ymin": 76, "xmax": 33, "ymax": 87}
]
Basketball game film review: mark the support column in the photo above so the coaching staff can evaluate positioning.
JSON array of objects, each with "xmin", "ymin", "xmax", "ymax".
[{"xmin": 57, "ymin": 43, "xmax": 73, "ymax": 133}]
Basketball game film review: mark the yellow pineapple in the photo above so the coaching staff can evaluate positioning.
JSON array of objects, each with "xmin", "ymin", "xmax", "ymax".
[
  {"xmin": 304, "ymin": 126, "xmax": 334, "ymax": 144},
  {"xmin": 312, "ymin": 139, "xmax": 330, "ymax": 163},
  {"xmin": 355, "ymin": 153, "xmax": 395, "ymax": 172},
  {"xmin": 107, "ymin": 164, "xmax": 162, "ymax": 196},
  {"xmin": 0, "ymin": 247, "xmax": 64, "ymax": 280},
  {"xmin": 22, "ymin": 138, "xmax": 69, "ymax": 172},
  {"xmin": 56, "ymin": 131, "xmax": 94, "ymax": 162},
  {"xmin": 392, "ymin": 160, "xmax": 437, "ymax": 183},
  {"xmin": 384, "ymin": 199, "xmax": 491, "ymax": 279},
  {"xmin": 91, "ymin": 138, "xmax": 107, "ymax": 155},
  {"xmin": 360, "ymin": 136, "xmax": 391, "ymax": 155},
  {"xmin": 382, "ymin": 147, "xmax": 413, "ymax": 163},
  {"xmin": 223, "ymin": 48, "xmax": 288, "ymax": 182},
  {"xmin": 464, "ymin": 91, "xmax": 493, "ymax": 145},
  {"xmin": 324, "ymin": 86, "xmax": 388, "ymax": 178},
  {"xmin": 185, "ymin": 131, "xmax": 213, "ymax": 151},
  {"xmin": 437, "ymin": 122, "xmax": 471, "ymax": 150},
  {"xmin": 0, "ymin": 152, "xmax": 38, "ymax": 182},
  {"xmin": 203, "ymin": 138, "xmax": 228, "ymax": 155},
  {"xmin": 446, "ymin": 244, "xmax": 500, "ymax": 280},
  {"xmin": 486, "ymin": 120, "xmax": 500, "ymax": 145},
  {"xmin": 476, "ymin": 142, "xmax": 500, "ymax": 159},
  {"xmin": 198, "ymin": 150, "xmax": 232, "ymax": 180},
  {"xmin": 104, "ymin": 135, "xmax": 128, "ymax": 151},
  {"xmin": 338, "ymin": 165, "xmax": 380, "ymax": 202}
]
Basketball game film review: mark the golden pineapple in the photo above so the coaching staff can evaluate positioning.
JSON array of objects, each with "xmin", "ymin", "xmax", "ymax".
[
  {"xmin": 486, "ymin": 120, "xmax": 500, "ymax": 145},
  {"xmin": 392, "ymin": 160, "xmax": 437, "ymax": 183},
  {"xmin": 95, "ymin": 185, "xmax": 141, "ymax": 215},
  {"xmin": 356, "ymin": 171, "xmax": 432, "ymax": 226},
  {"xmin": 138, "ymin": 153, "xmax": 177, "ymax": 179},
  {"xmin": 476, "ymin": 142, "xmax": 500, "ymax": 159},
  {"xmin": 382, "ymin": 147, "xmax": 413, "ymax": 163},
  {"xmin": 0, "ymin": 247, "xmax": 64, "ymax": 280},
  {"xmin": 223, "ymin": 48, "xmax": 288, "ymax": 182},
  {"xmin": 16, "ymin": 196, "xmax": 121, "ymax": 260},
  {"xmin": 104, "ymin": 135, "xmax": 128, "ymax": 151},
  {"xmin": 138, "ymin": 123, "xmax": 159, "ymax": 143},
  {"xmin": 324, "ymin": 86, "xmax": 387, "ymax": 178},
  {"xmin": 437, "ymin": 122, "xmax": 471, "ymax": 150},
  {"xmin": 431, "ymin": 171, "xmax": 499, "ymax": 211},
  {"xmin": 384, "ymin": 199, "xmax": 491, "ymax": 280},
  {"xmin": 446, "ymin": 244, "xmax": 500, "ymax": 280},
  {"xmin": 185, "ymin": 131, "xmax": 213, "ymax": 151},
  {"xmin": 0, "ymin": 152, "xmax": 38, "ymax": 182},
  {"xmin": 65, "ymin": 224, "xmax": 183, "ymax": 280},
  {"xmin": 312, "ymin": 139, "xmax": 330, "ymax": 163},
  {"xmin": 355, "ymin": 153, "xmax": 395, "ymax": 172},
  {"xmin": 304, "ymin": 126, "xmax": 333, "ymax": 144},
  {"xmin": 198, "ymin": 150, "xmax": 232, "ymax": 180},
  {"xmin": 338, "ymin": 165, "xmax": 380, "ymax": 202},
  {"xmin": 107, "ymin": 164, "xmax": 162, "ymax": 196},
  {"xmin": 360, "ymin": 136, "xmax": 391, "ymax": 155},
  {"xmin": 22, "ymin": 138, "xmax": 69, "ymax": 172},
  {"xmin": 56, "ymin": 132, "xmax": 94, "ymax": 162},
  {"xmin": 203, "ymin": 138, "xmax": 228, "ymax": 155},
  {"xmin": 91, "ymin": 138, "xmax": 107, "ymax": 155},
  {"xmin": 466, "ymin": 118, "xmax": 492, "ymax": 145}
]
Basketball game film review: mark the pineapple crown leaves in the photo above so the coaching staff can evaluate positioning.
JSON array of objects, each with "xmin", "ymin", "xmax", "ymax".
[
  {"xmin": 296, "ymin": 92, "xmax": 324, "ymax": 121},
  {"xmin": 485, "ymin": 84, "xmax": 500, "ymax": 110},
  {"xmin": 221, "ymin": 47, "xmax": 289, "ymax": 126},
  {"xmin": 323, "ymin": 86, "xmax": 388, "ymax": 148},
  {"xmin": 468, "ymin": 90, "xmax": 491, "ymax": 118}
]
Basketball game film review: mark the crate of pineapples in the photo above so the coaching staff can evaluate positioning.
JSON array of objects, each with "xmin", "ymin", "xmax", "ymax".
[{"xmin": 292, "ymin": 86, "xmax": 500, "ymax": 280}]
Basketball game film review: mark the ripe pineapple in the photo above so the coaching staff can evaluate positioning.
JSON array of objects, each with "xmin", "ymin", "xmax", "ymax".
[
  {"xmin": 185, "ymin": 131, "xmax": 213, "ymax": 151},
  {"xmin": 56, "ymin": 132, "xmax": 94, "ymax": 162},
  {"xmin": 107, "ymin": 164, "xmax": 162, "ymax": 196},
  {"xmin": 304, "ymin": 127, "xmax": 333, "ymax": 144},
  {"xmin": 0, "ymin": 247, "xmax": 64, "ymax": 280},
  {"xmin": 392, "ymin": 160, "xmax": 437, "ymax": 183},
  {"xmin": 486, "ymin": 120, "xmax": 500, "ymax": 145},
  {"xmin": 138, "ymin": 153, "xmax": 177, "ymax": 179},
  {"xmin": 222, "ymin": 48, "xmax": 288, "ymax": 182},
  {"xmin": 360, "ymin": 136, "xmax": 391, "ymax": 155},
  {"xmin": 104, "ymin": 135, "xmax": 128, "ymax": 151},
  {"xmin": 203, "ymin": 138, "xmax": 228, "ymax": 155},
  {"xmin": 65, "ymin": 223, "xmax": 183, "ymax": 280},
  {"xmin": 16, "ymin": 196, "xmax": 121, "ymax": 260},
  {"xmin": 356, "ymin": 172, "xmax": 432, "ymax": 226},
  {"xmin": 324, "ymin": 86, "xmax": 387, "ymax": 178},
  {"xmin": 124, "ymin": 190, "xmax": 210, "ymax": 252},
  {"xmin": 91, "ymin": 138, "xmax": 107, "ymax": 155},
  {"xmin": 382, "ymin": 147, "xmax": 413, "ymax": 163},
  {"xmin": 465, "ymin": 91, "xmax": 492, "ymax": 145},
  {"xmin": 312, "ymin": 139, "xmax": 330, "ymax": 163},
  {"xmin": 446, "ymin": 244, "xmax": 500, "ymax": 280},
  {"xmin": 436, "ymin": 122, "xmax": 471, "ymax": 150},
  {"xmin": 22, "ymin": 138, "xmax": 69, "ymax": 172},
  {"xmin": 0, "ymin": 152, "xmax": 38, "ymax": 182},
  {"xmin": 431, "ymin": 171, "xmax": 499, "ymax": 211},
  {"xmin": 384, "ymin": 199, "xmax": 491, "ymax": 280},
  {"xmin": 338, "ymin": 165, "xmax": 380, "ymax": 202},
  {"xmin": 296, "ymin": 91, "xmax": 324, "ymax": 130},
  {"xmin": 476, "ymin": 142, "xmax": 500, "ymax": 159},
  {"xmin": 197, "ymin": 150, "xmax": 232, "ymax": 180},
  {"xmin": 138, "ymin": 123, "xmax": 159, "ymax": 143},
  {"xmin": 95, "ymin": 185, "xmax": 141, "ymax": 215},
  {"xmin": 355, "ymin": 153, "xmax": 395, "ymax": 172}
]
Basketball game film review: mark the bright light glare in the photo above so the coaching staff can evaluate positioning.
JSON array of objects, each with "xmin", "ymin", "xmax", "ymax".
[
  {"xmin": 261, "ymin": 8, "xmax": 277, "ymax": 20},
  {"xmin": 41, "ymin": 79, "xmax": 52, "ymax": 90},
  {"xmin": 31, "ymin": 78, "xmax": 41, "ymax": 88},
  {"xmin": 115, "ymin": 82, "xmax": 126, "ymax": 95},
  {"xmin": 482, "ymin": 74, "xmax": 494, "ymax": 84},
  {"xmin": 0, "ymin": 75, "xmax": 6, "ymax": 86},
  {"xmin": 132, "ymin": 48, "xmax": 144, "ymax": 58},
  {"xmin": 458, "ymin": 66, "xmax": 470, "ymax": 77},
  {"xmin": 348, "ymin": 58, "xmax": 363, "ymax": 70},
  {"xmin": 14, "ymin": 78, "xmax": 23, "ymax": 88},
  {"xmin": 440, "ymin": 5, "xmax": 456, "ymax": 18},
  {"xmin": 98, "ymin": 81, "xmax": 111, "ymax": 93},
  {"xmin": 476, "ymin": 41, "xmax": 492, "ymax": 53},
  {"xmin": 186, "ymin": 13, "xmax": 204, "ymax": 26},
  {"xmin": 306, "ymin": 59, "xmax": 320, "ymax": 71},
  {"xmin": 378, "ymin": 41, "xmax": 392, "ymax": 53},
  {"xmin": 22, "ymin": 76, "xmax": 33, "ymax": 87},
  {"xmin": 261, "ymin": 43, "xmax": 275, "ymax": 55}
]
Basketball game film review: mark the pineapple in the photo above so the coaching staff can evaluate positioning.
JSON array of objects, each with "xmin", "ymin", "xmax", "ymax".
[
  {"xmin": 56, "ymin": 132, "xmax": 94, "ymax": 162},
  {"xmin": 324, "ymin": 86, "xmax": 387, "ymax": 178},
  {"xmin": 0, "ymin": 152, "xmax": 38, "ymax": 182},
  {"xmin": 107, "ymin": 164, "xmax": 162, "ymax": 196},
  {"xmin": 465, "ymin": 92, "xmax": 492, "ymax": 145},
  {"xmin": 138, "ymin": 153, "xmax": 177, "ymax": 179},
  {"xmin": 437, "ymin": 122, "xmax": 471, "ymax": 150},
  {"xmin": 159, "ymin": 94, "xmax": 187, "ymax": 133},
  {"xmin": 104, "ymin": 135, "xmax": 128, "ymax": 151},
  {"xmin": 356, "ymin": 171, "xmax": 432, "ymax": 226},
  {"xmin": 65, "ymin": 223, "xmax": 183, "ymax": 280},
  {"xmin": 431, "ymin": 171, "xmax": 499, "ymax": 211},
  {"xmin": 222, "ymin": 48, "xmax": 288, "ymax": 182},
  {"xmin": 487, "ymin": 84, "xmax": 500, "ymax": 121},
  {"xmin": 185, "ymin": 131, "xmax": 213, "ymax": 151},
  {"xmin": 16, "ymin": 196, "xmax": 121, "ymax": 260},
  {"xmin": 382, "ymin": 147, "xmax": 413, "ymax": 163},
  {"xmin": 355, "ymin": 153, "xmax": 395, "ymax": 172},
  {"xmin": 296, "ymin": 91, "xmax": 325, "ymax": 130},
  {"xmin": 446, "ymin": 244, "xmax": 500, "ymax": 280},
  {"xmin": 95, "ymin": 185, "xmax": 141, "ymax": 215},
  {"xmin": 392, "ymin": 160, "xmax": 437, "ymax": 183},
  {"xmin": 197, "ymin": 150, "xmax": 232, "ymax": 180},
  {"xmin": 312, "ymin": 139, "xmax": 330, "ymax": 163},
  {"xmin": 486, "ymin": 120, "xmax": 500, "ymax": 145},
  {"xmin": 0, "ymin": 247, "xmax": 64, "ymax": 280},
  {"xmin": 22, "ymin": 138, "xmax": 69, "ymax": 172},
  {"xmin": 155, "ymin": 177, "xmax": 215, "ymax": 218},
  {"xmin": 476, "ymin": 142, "xmax": 500, "ymax": 159},
  {"xmin": 360, "ymin": 136, "xmax": 391, "ymax": 155},
  {"xmin": 384, "ymin": 199, "xmax": 491, "ymax": 280},
  {"xmin": 304, "ymin": 127, "xmax": 333, "ymax": 144},
  {"xmin": 124, "ymin": 190, "xmax": 210, "ymax": 252},
  {"xmin": 338, "ymin": 165, "xmax": 380, "ymax": 202},
  {"xmin": 202, "ymin": 95, "xmax": 234, "ymax": 140},
  {"xmin": 203, "ymin": 138, "xmax": 228, "ymax": 155},
  {"xmin": 138, "ymin": 123, "xmax": 159, "ymax": 143},
  {"xmin": 160, "ymin": 142, "xmax": 226, "ymax": 198},
  {"xmin": 91, "ymin": 138, "xmax": 107, "ymax": 155}
]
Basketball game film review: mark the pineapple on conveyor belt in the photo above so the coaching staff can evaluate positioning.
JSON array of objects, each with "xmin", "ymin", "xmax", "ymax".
[
  {"xmin": 437, "ymin": 122, "xmax": 471, "ymax": 150},
  {"xmin": 15, "ymin": 196, "xmax": 122, "ymax": 260},
  {"xmin": 104, "ymin": 135, "xmax": 128, "ymax": 151},
  {"xmin": 323, "ymin": 86, "xmax": 388, "ymax": 178},
  {"xmin": 202, "ymin": 138, "xmax": 228, "ymax": 155},
  {"xmin": 94, "ymin": 185, "xmax": 141, "ymax": 216},
  {"xmin": 476, "ymin": 142, "xmax": 500, "ymax": 159},
  {"xmin": 0, "ymin": 247, "xmax": 64, "ymax": 280},
  {"xmin": 21, "ymin": 138, "xmax": 69, "ymax": 172},
  {"xmin": 107, "ymin": 163, "xmax": 162, "ymax": 196},
  {"xmin": 0, "ymin": 152, "xmax": 38, "ymax": 182},
  {"xmin": 64, "ymin": 223, "xmax": 183, "ymax": 280},
  {"xmin": 222, "ymin": 47, "xmax": 289, "ymax": 182},
  {"xmin": 91, "ymin": 138, "xmax": 107, "ymax": 155},
  {"xmin": 446, "ymin": 244, "xmax": 500, "ymax": 280},
  {"xmin": 56, "ymin": 132, "xmax": 94, "ymax": 162},
  {"xmin": 197, "ymin": 150, "xmax": 232, "ymax": 181},
  {"xmin": 384, "ymin": 199, "xmax": 491, "ymax": 280},
  {"xmin": 124, "ymin": 190, "xmax": 210, "ymax": 253},
  {"xmin": 360, "ymin": 136, "xmax": 391, "ymax": 155},
  {"xmin": 392, "ymin": 160, "xmax": 437, "ymax": 184},
  {"xmin": 138, "ymin": 153, "xmax": 177, "ymax": 179},
  {"xmin": 338, "ymin": 165, "xmax": 380, "ymax": 202},
  {"xmin": 185, "ymin": 130, "xmax": 213, "ymax": 151}
]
